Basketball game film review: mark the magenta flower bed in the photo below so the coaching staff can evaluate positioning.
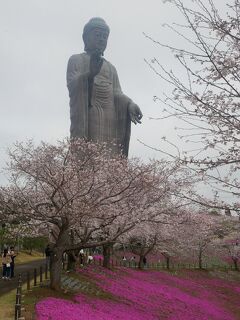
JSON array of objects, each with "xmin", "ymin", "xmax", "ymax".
[{"xmin": 36, "ymin": 267, "xmax": 240, "ymax": 320}]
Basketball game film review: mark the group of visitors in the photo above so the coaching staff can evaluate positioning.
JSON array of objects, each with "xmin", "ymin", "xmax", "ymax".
[
  {"xmin": 79, "ymin": 249, "xmax": 93, "ymax": 266},
  {"xmin": 44, "ymin": 245, "xmax": 94, "ymax": 271},
  {"xmin": 122, "ymin": 255, "xmax": 147, "ymax": 267},
  {"xmin": 1, "ymin": 247, "xmax": 16, "ymax": 280}
]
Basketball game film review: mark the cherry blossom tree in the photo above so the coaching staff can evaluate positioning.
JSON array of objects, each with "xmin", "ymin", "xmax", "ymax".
[
  {"xmin": 120, "ymin": 207, "xmax": 191, "ymax": 269},
  {"xmin": 145, "ymin": 0, "xmax": 240, "ymax": 212},
  {"xmin": 175, "ymin": 211, "xmax": 235, "ymax": 268},
  {"xmin": 126, "ymin": 223, "xmax": 158, "ymax": 269},
  {"xmin": 222, "ymin": 236, "xmax": 240, "ymax": 270},
  {"xmin": 0, "ymin": 139, "xmax": 184, "ymax": 289}
]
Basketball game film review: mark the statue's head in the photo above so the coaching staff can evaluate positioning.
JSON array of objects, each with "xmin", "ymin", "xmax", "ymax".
[{"xmin": 83, "ymin": 17, "xmax": 110, "ymax": 55}]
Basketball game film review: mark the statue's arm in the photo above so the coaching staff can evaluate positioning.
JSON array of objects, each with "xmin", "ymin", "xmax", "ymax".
[
  {"xmin": 66, "ymin": 55, "xmax": 89, "ymax": 97},
  {"xmin": 112, "ymin": 65, "xmax": 131, "ymax": 103},
  {"xmin": 112, "ymin": 66, "xmax": 143, "ymax": 124}
]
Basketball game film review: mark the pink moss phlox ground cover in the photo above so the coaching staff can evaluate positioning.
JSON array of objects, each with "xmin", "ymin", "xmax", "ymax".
[
  {"xmin": 35, "ymin": 295, "xmax": 149, "ymax": 320},
  {"xmin": 36, "ymin": 266, "xmax": 240, "ymax": 320},
  {"xmin": 93, "ymin": 254, "xmax": 103, "ymax": 261}
]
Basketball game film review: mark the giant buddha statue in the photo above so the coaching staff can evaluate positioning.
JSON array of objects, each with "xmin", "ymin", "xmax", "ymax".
[{"xmin": 67, "ymin": 17, "xmax": 142, "ymax": 156}]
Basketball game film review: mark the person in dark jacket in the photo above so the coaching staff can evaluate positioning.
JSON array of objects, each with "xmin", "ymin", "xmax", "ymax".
[
  {"xmin": 9, "ymin": 246, "xmax": 16, "ymax": 278},
  {"xmin": 45, "ymin": 244, "xmax": 51, "ymax": 269}
]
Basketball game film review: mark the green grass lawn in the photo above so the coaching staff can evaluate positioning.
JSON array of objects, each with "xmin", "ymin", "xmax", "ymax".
[
  {"xmin": 15, "ymin": 250, "xmax": 44, "ymax": 264},
  {"xmin": 0, "ymin": 289, "xmax": 16, "ymax": 320}
]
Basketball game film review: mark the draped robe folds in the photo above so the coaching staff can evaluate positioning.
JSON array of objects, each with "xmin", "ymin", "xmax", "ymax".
[{"xmin": 67, "ymin": 53, "xmax": 132, "ymax": 156}]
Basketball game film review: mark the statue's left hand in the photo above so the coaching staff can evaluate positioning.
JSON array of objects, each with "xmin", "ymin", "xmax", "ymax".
[{"xmin": 128, "ymin": 103, "xmax": 143, "ymax": 124}]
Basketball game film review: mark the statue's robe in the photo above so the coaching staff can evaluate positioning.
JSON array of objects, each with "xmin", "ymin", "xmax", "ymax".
[{"xmin": 67, "ymin": 53, "xmax": 132, "ymax": 156}]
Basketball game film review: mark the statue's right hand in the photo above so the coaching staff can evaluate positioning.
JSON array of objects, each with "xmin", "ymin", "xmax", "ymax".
[
  {"xmin": 128, "ymin": 103, "xmax": 143, "ymax": 125},
  {"xmin": 89, "ymin": 51, "xmax": 103, "ymax": 78}
]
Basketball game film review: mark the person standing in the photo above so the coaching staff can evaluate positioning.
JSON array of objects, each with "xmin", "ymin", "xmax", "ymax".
[
  {"xmin": 9, "ymin": 246, "xmax": 16, "ymax": 278},
  {"xmin": 87, "ymin": 254, "xmax": 93, "ymax": 264},
  {"xmin": 79, "ymin": 249, "xmax": 84, "ymax": 267},
  {"xmin": 130, "ymin": 256, "xmax": 136, "ymax": 267},
  {"xmin": 45, "ymin": 244, "xmax": 51, "ymax": 269},
  {"xmin": 2, "ymin": 249, "xmax": 11, "ymax": 280},
  {"xmin": 122, "ymin": 256, "xmax": 127, "ymax": 267}
]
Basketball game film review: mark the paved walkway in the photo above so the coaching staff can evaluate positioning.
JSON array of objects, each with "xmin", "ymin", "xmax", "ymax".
[{"xmin": 0, "ymin": 259, "xmax": 45, "ymax": 296}]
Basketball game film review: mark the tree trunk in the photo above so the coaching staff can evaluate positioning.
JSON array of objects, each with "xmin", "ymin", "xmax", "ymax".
[
  {"xmin": 103, "ymin": 244, "xmax": 111, "ymax": 269},
  {"xmin": 198, "ymin": 250, "xmax": 203, "ymax": 269},
  {"xmin": 138, "ymin": 255, "xmax": 144, "ymax": 269},
  {"xmin": 67, "ymin": 252, "xmax": 76, "ymax": 271},
  {"xmin": 233, "ymin": 258, "xmax": 239, "ymax": 271},
  {"xmin": 49, "ymin": 222, "xmax": 69, "ymax": 291},
  {"xmin": 50, "ymin": 249, "xmax": 63, "ymax": 291},
  {"xmin": 166, "ymin": 257, "xmax": 170, "ymax": 270}
]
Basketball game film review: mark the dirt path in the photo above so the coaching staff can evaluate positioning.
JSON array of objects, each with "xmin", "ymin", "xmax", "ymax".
[{"xmin": 0, "ymin": 259, "xmax": 45, "ymax": 296}]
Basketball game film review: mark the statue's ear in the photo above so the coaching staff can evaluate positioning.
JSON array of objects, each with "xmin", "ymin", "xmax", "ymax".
[{"xmin": 83, "ymin": 34, "xmax": 87, "ymax": 52}]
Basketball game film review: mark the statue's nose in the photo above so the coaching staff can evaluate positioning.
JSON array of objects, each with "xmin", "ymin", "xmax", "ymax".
[
  {"xmin": 99, "ymin": 34, "xmax": 107, "ymax": 41},
  {"xmin": 98, "ymin": 39, "xmax": 106, "ymax": 46}
]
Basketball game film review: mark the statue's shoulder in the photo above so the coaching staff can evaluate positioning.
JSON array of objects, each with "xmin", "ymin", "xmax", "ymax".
[
  {"xmin": 68, "ymin": 53, "xmax": 87, "ymax": 63},
  {"xmin": 67, "ymin": 53, "xmax": 89, "ymax": 73},
  {"xmin": 103, "ymin": 58, "xmax": 118, "ymax": 74}
]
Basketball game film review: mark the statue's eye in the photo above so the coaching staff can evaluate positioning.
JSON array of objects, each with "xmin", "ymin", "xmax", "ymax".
[{"xmin": 94, "ymin": 31, "xmax": 108, "ymax": 40}]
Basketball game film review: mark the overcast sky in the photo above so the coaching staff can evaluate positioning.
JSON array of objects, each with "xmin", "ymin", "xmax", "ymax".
[{"xmin": 0, "ymin": 0, "xmax": 229, "ymax": 185}]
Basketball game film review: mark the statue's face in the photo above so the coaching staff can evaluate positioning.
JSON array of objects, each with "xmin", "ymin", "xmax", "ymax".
[{"xmin": 85, "ymin": 27, "xmax": 109, "ymax": 54}]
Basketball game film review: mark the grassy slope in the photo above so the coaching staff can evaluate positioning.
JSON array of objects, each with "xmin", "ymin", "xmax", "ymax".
[{"xmin": 22, "ymin": 268, "xmax": 240, "ymax": 320}]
